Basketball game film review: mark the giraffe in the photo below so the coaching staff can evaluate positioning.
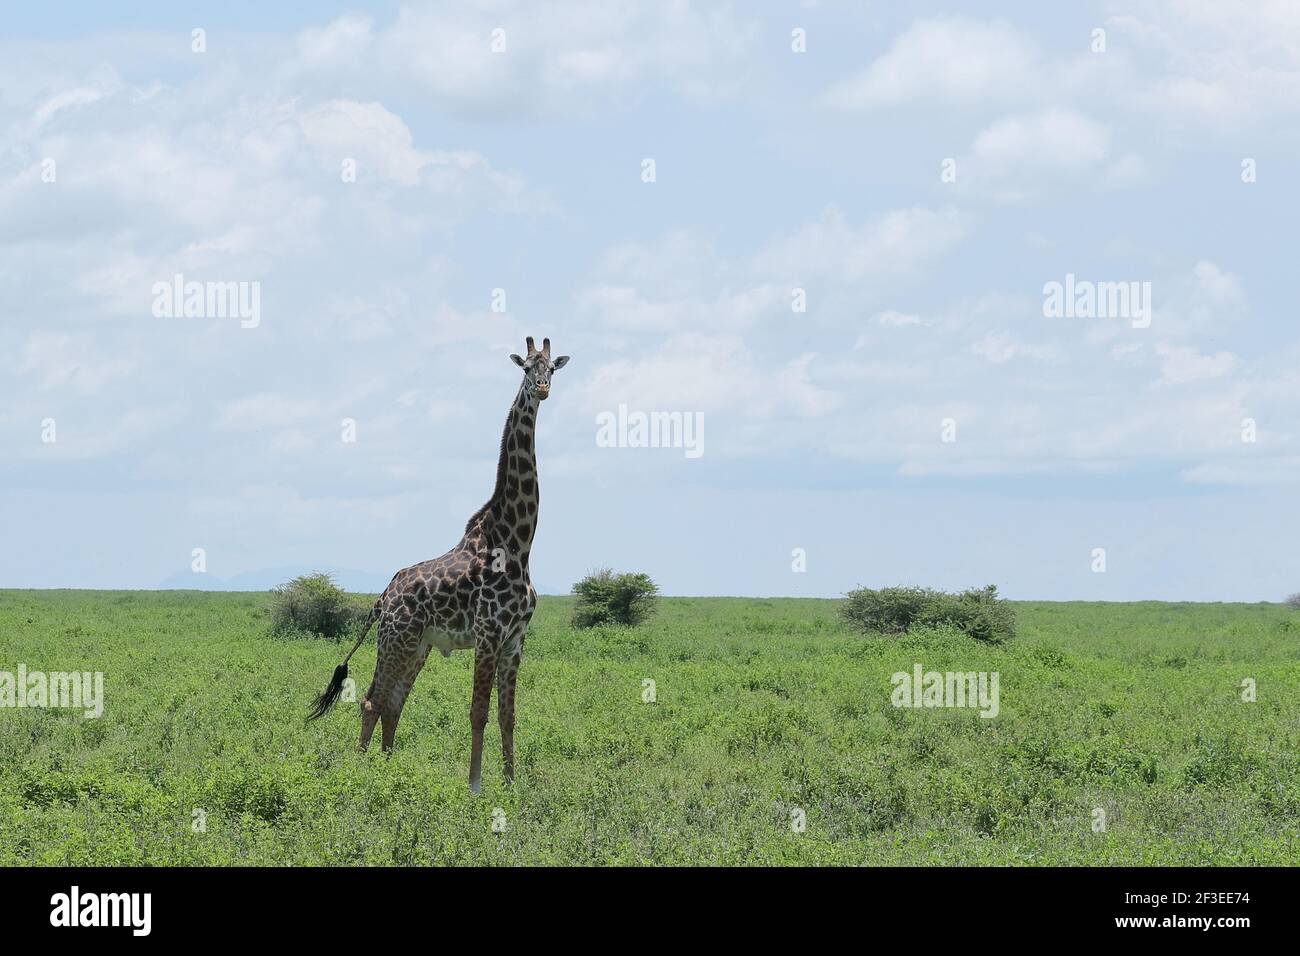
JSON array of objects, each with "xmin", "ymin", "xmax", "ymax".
[{"xmin": 307, "ymin": 336, "xmax": 570, "ymax": 794}]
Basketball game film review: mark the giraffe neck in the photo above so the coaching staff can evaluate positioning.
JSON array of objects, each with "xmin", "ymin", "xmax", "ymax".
[{"xmin": 470, "ymin": 382, "xmax": 540, "ymax": 561}]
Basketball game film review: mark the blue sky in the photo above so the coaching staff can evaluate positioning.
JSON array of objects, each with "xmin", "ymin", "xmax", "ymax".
[{"xmin": 2, "ymin": 1, "xmax": 1298, "ymax": 599}]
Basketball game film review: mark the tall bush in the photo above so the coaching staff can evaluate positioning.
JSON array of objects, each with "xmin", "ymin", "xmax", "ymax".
[
  {"xmin": 841, "ymin": 584, "xmax": 1015, "ymax": 643},
  {"xmin": 269, "ymin": 572, "xmax": 358, "ymax": 638},
  {"xmin": 571, "ymin": 569, "xmax": 659, "ymax": 629}
]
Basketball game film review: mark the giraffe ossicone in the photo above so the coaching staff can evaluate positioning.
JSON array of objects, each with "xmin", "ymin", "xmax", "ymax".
[{"xmin": 308, "ymin": 336, "xmax": 571, "ymax": 794}]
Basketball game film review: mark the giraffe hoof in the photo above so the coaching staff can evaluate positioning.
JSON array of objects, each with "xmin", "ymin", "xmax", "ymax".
[{"xmin": 469, "ymin": 778, "xmax": 481, "ymax": 796}]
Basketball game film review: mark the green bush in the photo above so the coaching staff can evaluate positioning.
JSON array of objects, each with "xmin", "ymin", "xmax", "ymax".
[
  {"xmin": 571, "ymin": 569, "xmax": 659, "ymax": 628},
  {"xmin": 839, "ymin": 586, "xmax": 933, "ymax": 635},
  {"xmin": 840, "ymin": 584, "xmax": 1015, "ymax": 643},
  {"xmin": 268, "ymin": 572, "xmax": 358, "ymax": 638}
]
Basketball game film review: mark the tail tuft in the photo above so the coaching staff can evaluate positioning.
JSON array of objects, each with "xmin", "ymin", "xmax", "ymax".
[{"xmin": 307, "ymin": 662, "xmax": 349, "ymax": 721}]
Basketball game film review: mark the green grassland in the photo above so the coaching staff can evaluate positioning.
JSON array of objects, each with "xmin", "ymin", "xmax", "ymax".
[{"xmin": 1, "ymin": 590, "xmax": 1297, "ymax": 865}]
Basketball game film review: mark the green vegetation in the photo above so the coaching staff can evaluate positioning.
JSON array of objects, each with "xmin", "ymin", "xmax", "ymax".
[
  {"xmin": 841, "ymin": 584, "xmax": 1016, "ymax": 643},
  {"xmin": 1, "ymin": 591, "xmax": 1297, "ymax": 865},
  {"xmin": 571, "ymin": 569, "xmax": 659, "ymax": 629},
  {"xmin": 268, "ymin": 572, "xmax": 364, "ymax": 639}
]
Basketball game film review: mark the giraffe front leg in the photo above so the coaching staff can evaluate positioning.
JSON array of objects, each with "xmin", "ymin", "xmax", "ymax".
[
  {"xmin": 496, "ymin": 650, "xmax": 521, "ymax": 785},
  {"xmin": 468, "ymin": 646, "xmax": 498, "ymax": 795}
]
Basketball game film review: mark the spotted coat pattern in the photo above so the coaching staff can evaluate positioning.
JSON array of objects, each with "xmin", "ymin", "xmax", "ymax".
[{"xmin": 350, "ymin": 337, "xmax": 568, "ymax": 793}]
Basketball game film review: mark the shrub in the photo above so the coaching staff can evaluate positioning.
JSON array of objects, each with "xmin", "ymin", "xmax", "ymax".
[
  {"xmin": 839, "ymin": 586, "xmax": 933, "ymax": 635},
  {"xmin": 840, "ymin": 584, "xmax": 1015, "ymax": 643},
  {"xmin": 571, "ymin": 569, "xmax": 659, "ymax": 629},
  {"xmin": 1286, "ymin": 593, "xmax": 1300, "ymax": 610},
  {"xmin": 269, "ymin": 572, "xmax": 358, "ymax": 638}
]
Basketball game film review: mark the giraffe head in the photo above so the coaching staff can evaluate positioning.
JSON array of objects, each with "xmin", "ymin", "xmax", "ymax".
[{"xmin": 510, "ymin": 336, "xmax": 570, "ymax": 400}]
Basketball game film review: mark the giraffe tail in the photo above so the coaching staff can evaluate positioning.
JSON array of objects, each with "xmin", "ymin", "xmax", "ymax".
[{"xmin": 306, "ymin": 600, "xmax": 380, "ymax": 721}]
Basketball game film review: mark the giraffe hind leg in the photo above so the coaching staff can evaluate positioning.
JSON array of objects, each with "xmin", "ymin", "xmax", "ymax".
[
  {"xmin": 376, "ymin": 629, "xmax": 432, "ymax": 754},
  {"xmin": 358, "ymin": 698, "xmax": 379, "ymax": 753},
  {"xmin": 361, "ymin": 619, "xmax": 411, "ymax": 755},
  {"xmin": 379, "ymin": 708, "xmax": 401, "ymax": 752}
]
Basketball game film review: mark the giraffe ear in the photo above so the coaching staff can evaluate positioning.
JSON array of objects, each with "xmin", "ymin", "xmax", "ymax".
[
  {"xmin": 552, "ymin": 355, "xmax": 570, "ymax": 370},
  {"xmin": 510, "ymin": 354, "xmax": 526, "ymax": 367}
]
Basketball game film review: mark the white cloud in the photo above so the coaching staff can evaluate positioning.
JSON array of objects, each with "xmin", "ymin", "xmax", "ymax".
[
  {"xmin": 593, "ymin": 231, "xmax": 722, "ymax": 295},
  {"xmin": 1148, "ymin": 261, "xmax": 1247, "ymax": 339},
  {"xmin": 24, "ymin": 404, "xmax": 187, "ymax": 462},
  {"xmin": 18, "ymin": 331, "xmax": 136, "ymax": 392},
  {"xmin": 1182, "ymin": 458, "xmax": 1300, "ymax": 485},
  {"xmin": 299, "ymin": 100, "xmax": 430, "ymax": 186},
  {"xmin": 296, "ymin": 14, "xmax": 374, "ymax": 65},
  {"xmin": 1112, "ymin": 2, "xmax": 1300, "ymax": 125},
  {"xmin": 958, "ymin": 108, "xmax": 1143, "ymax": 198},
  {"xmin": 1154, "ymin": 343, "xmax": 1239, "ymax": 385},
  {"xmin": 970, "ymin": 332, "xmax": 1061, "ymax": 364},
  {"xmin": 32, "ymin": 85, "xmax": 108, "ymax": 126},
  {"xmin": 290, "ymin": 3, "xmax": 757, "ymax": 118},
  {"xmin": 777, "ymin": 353, "xmax": 841, "ymax": 417},
  {"xmin": 577, "ymin": 206, "xmax": 969, "ymax": 338},
  {"xmin": 750, "ymin": 206, "xmax": 969, "ymax": 285},
  {"xmin": 875, "ymin": 310, "xmax": 926, "ymax": 328},
  {"xmin": 577, "ymin": 283, "xmax": 783, "ymax": 333},
  {"xmin": 580, "ymin": 333, "xmax": 837, "ymax": 428},
  {"xmin": 191, "ymin": 484, "xmax": 415, "ymax": 534},
  {"xmin": 216, "ymin": 393, "xmax": 325, "ymax": 432},
  {"xmin": 821, "ymin": 17, "xmax": 1040, "ymax": 109},
  {"xmin": 971, "ymin": 109, "xmax": 1109, "ymax": 171},
  {"xmin": 825, "ymin": 8, "xmax": 1300, "ymax": 130}
]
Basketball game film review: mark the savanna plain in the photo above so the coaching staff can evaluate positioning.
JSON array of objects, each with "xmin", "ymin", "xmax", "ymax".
[{"xmin": 1, "ymin": 590, "xmax": 1296, "ymax": 865}]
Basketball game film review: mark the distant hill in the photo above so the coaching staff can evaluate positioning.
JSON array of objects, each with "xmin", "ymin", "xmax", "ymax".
[
  {"xmin": 158, "ymin": 566, "xmax": 571, "ymax": 596},
  {"xmin": 157, "ymin": 566, "xmax": 394, "ymax": 594}
]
